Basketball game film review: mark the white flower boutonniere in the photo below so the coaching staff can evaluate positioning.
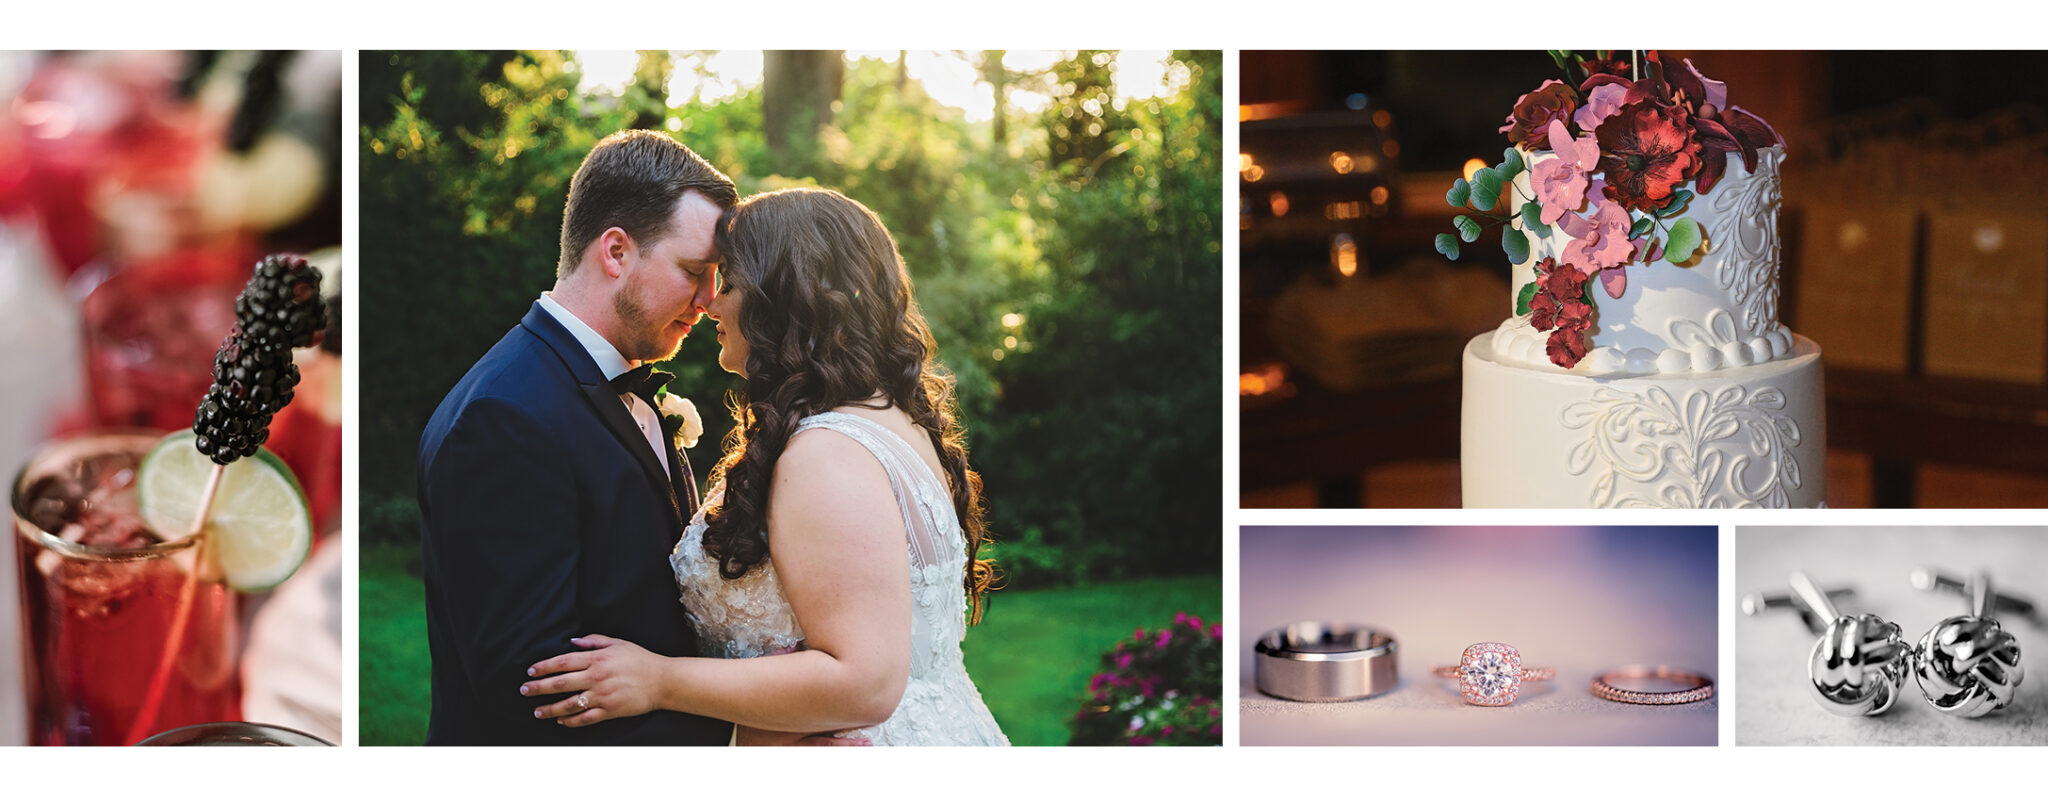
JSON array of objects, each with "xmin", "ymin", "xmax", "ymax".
[{"xmin": 657, "ymin": 393, "xmax": 704, "ymax": 450}]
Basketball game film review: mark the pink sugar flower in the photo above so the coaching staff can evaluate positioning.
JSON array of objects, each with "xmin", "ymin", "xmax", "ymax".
[
  {"xmin": 1530, "ymin": 120, "xmax": 1599, "ymax": 225},
  {"xmin": 1680, "ymin": 58, "xmax": 1728, "ymax": 111},
  {"xmin": 1560, "ymin": 197, "xmax": 1635, "ymax": 279},
  {"xmin": 1573, "ymin": 82, "xmax": 1628, "ymax": 133}
]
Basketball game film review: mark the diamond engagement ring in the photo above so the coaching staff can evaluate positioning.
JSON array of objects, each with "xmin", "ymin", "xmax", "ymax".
[
  {"xmin": 575, "ymin": 693, "xmax": 590, "ymax": 711},
  {"xmin": 1431, "ymin": 642, "xmax": 1554, "ymax": 706}
]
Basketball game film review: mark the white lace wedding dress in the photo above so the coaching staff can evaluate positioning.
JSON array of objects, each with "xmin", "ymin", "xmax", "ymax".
[{"xmin": 670, "ymin": 411, "xmax": 1009, "ymax": 745}]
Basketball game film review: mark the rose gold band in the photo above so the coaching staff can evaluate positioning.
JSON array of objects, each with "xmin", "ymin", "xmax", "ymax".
[
  {"xmin": 1430, "ymin": 665, "xmax": 1554, "ymax": 680},
  {"xmin": 1590, "ymin": 666, "xmax": 1715, "ymax": 705}
]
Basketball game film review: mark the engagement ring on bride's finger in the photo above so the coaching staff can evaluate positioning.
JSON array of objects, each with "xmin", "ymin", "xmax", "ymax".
[
  {"xmin": 576, "ymin": 693, "xmax": 590, "ymax": 711},
  {"xmin": 1431, "ymin": 642, "xmax": 1554, "ymax": 706}
]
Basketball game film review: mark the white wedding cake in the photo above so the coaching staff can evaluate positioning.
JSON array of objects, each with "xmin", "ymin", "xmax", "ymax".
[{"xmin": 1443, "ymin": 52, "xmax": 1824, "ymax": 508}]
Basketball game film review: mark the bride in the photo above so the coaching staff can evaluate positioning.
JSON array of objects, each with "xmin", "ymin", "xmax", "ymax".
[{"xmin": 518, "ymin": 187, "xmax": 1009, "ymax": 746}]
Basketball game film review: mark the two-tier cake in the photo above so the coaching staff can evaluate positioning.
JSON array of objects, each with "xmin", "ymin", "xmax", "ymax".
[{"xmin": 1441, "ymin": 51, "xmax": 1824, "ymax": 507}]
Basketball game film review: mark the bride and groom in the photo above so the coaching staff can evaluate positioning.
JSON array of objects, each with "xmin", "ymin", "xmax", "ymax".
[{"xmin": 416, "ymin": 129, "xmax": 1008, "ymax": 746}]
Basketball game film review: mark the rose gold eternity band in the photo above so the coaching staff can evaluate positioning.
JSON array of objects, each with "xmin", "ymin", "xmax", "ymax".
[{"xmin": 1589, "ymin": 666, "xmax": 1715, "ymax": 705}]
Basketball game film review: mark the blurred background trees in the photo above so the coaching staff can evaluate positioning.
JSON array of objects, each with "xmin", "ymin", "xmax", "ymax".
[
  {"xmin": 362, "ymin": 49, "xmax": 1219, "ymax": 586},
  {"xmin": 359, "ymin": 50, "xmax": 1220, "ymax": 744}
]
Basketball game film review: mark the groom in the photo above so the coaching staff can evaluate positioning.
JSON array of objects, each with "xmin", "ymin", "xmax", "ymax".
[{"xmin": 417, "ymin": 130, "xmax": 734, "ymax": 745}]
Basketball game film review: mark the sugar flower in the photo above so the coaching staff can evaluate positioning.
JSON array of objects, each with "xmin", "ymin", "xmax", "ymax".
[
  {"xmin": 1500, "ymin": 79, "xmax": 1579, "ymax": 151},
  {"xmin": 1546, "ymin": 322, "xmax": 1592, "ymax": 368},
  {"xmin": 1559, "ymin": 196, "xmax": 1636, "ymax": 279},
  {"xmin": 1595, "ymin": 99, "xmax": 1701, "ymax": 213},
  {"xmin": 1573, "ymin": 82, "xmax": 1628, "ymax": 133},
  {"xmin": 1531, "ymin": 120, "xmax": 1599, "ymax": 224}
]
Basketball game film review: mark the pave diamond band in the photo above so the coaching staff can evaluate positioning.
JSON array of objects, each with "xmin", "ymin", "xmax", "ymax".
[
  {"xmin": 1591, "ymin": 666, "xmax": 1715, "ymax": 705},
  {"xmin": 1253, "ymin": 622, "xmax": 1399, "ymax": 702},
  {"xmin": 1433, "ymin": 642, "xmax": 1553, "ymax": 706}
]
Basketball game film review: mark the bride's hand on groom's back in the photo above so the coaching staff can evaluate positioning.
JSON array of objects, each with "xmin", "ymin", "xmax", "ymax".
[{"xmin": 521, "ymin": 634, "xmax": 667, "ymax": 727}]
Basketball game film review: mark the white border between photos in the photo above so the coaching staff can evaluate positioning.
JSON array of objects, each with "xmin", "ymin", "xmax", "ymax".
[{"xmin": 0, "ymin": 1, "xmax": 2040, "ymax": 783}]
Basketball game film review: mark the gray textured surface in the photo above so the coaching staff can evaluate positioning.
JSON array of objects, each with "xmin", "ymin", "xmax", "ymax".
[
  {"xmin": 1241, "ymin": 526, "xmax": 1717, "ymax": 745},
  {"xmin": 1736, "ymin": 526, "xmax": 2048, "ymax": 745}
]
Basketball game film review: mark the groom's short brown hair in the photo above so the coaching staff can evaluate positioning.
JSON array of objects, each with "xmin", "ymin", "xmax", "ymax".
[{"xmin": 558, "ymin": 130, "xmax": 737, "ymax": 276}]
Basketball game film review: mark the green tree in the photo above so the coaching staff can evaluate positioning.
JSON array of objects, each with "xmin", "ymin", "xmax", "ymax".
[
  {"xmin": 360, "ymin": 51, "xmax": 1223, "ymax": 591},
  {"xmin": 976, "ymin": 51, "xmax": 1223, "ymax": 585}
]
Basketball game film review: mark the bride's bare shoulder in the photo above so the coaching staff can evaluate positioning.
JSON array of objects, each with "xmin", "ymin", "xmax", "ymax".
[
  {"xmin": 767, "ymin": 419, "xmax": 898, "ymax": 541},
  {"xmin": 773, "ymin": 419, "xmax": 887, "ymax": 492}
]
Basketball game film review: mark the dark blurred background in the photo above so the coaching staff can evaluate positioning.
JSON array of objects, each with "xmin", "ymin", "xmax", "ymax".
[
  {"xmin": 358, "ymin": 50, "xmax": 1222, "ymax": 745},
  {"xmin": 1240, "ymin": 51, "xmax": 2048, "ymax": 508}
]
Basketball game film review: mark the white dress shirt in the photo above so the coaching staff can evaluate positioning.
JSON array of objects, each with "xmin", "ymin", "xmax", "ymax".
[{"xmin": 537, "ymin": 293, "xmax": 670, "ymax": 479}]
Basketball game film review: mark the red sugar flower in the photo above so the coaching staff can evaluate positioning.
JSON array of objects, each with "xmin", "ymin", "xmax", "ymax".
[
  {"xmin": 1529, "ymin": 258, "xmax": 1598, "ymax": 369},
  {"xmin": 1545, "ymin": 324, "xmax": 1592, "ymax": 368},
  {"xmin": 1501, "ymin": 79, "xmax": 1580, "ymax": 151},
  {"xmin": 1594, "ymin": 100, "xmax": 1701, "ymax": 213}
]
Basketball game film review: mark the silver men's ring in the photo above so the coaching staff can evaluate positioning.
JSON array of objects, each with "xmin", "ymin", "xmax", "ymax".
[{"xmin": 1254, "ymin": 622, "xmax": 1399, "ymax": 701}]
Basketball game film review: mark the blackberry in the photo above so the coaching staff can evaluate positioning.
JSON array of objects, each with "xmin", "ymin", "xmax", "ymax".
[{"xmin": 192, "ymin": 254, "xmax": 326, "ymax": 465}]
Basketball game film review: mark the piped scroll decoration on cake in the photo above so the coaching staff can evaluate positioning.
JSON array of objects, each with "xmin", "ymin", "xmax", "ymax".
[
  {"xmin": 1437, "ymin": 51, "xmax": 1782, "ymax": 370},
  {"xmin": 1559, "ymin": 383, "xmax": 1804, "ymax": 507},
  {"xmin": 1711, "ymin": 147, "xmax": 1783, "ymax": 339}
]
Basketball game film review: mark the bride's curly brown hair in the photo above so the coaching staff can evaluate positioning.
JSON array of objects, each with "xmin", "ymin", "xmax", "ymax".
[{"xmin": 702, "ymin": 187, "xmax": 995, "ymax": 623}]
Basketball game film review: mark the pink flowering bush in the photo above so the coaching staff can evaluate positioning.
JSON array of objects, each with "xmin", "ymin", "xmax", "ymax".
[{"xmin": 1068, "ymin": 612, "xmax": 1222, "ymax": 746}]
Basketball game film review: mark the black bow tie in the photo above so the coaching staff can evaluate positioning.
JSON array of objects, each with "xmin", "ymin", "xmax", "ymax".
[{"xmin": 610, "ymin": 365, "xmax": 674, "ymax": 405}]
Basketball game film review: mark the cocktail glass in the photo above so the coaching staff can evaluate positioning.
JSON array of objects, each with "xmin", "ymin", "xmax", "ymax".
[
  {"xmin": 78, "ymin": 247, "xmax": 246, "ymax": 433},
  {"xmin": 11, "ymin": 431, "xmax": 240, "ymax": 746},
  {"xmin": 137, "ymin": 721, "xmax": 332, "ymax": 746}
]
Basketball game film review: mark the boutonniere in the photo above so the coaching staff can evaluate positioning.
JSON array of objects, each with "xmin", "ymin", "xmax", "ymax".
[{"xmin": 656, "ymin": 391, "xmax": 704, "ymax": 450}]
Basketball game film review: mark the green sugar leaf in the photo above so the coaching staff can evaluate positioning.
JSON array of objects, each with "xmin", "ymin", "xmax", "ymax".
[
  {"xmin": 1469, "ymin": 168, "xmax": 1502, "ymax": 211},
  {"xmin": 1453, "ymin": 214, "xmax": 1482, "ymax": 243},
  {"xmin": 1502, "ymin": 226, "xmax": 1531, "ymax": 264},
  {"xmin": 1665, "ymin": 217, "xmax": 1702, "ymax": 263}
]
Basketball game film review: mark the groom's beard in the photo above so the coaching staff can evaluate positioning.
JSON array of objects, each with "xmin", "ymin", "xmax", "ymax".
[{"xmin": 612, "ymin": 285, "xmax": 683, "ymax": 362}]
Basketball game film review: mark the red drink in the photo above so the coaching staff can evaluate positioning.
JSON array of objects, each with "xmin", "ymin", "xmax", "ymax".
[
  {"xmin": 11, "ymin": 432, "xmax": 240, "ymax": 746},
  {"xmin": 79, "ymin": 249, "xmax": 246, "ymax": 433}
]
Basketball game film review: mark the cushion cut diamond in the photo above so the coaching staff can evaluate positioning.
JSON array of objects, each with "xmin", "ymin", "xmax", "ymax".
[{"xmin": 1458, "ymin": 642, "xmax": 1523, "ymax": 706}]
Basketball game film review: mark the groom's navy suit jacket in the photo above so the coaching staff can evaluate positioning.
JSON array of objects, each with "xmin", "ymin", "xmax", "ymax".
[{"xmin": 417, "ymin": 303, "xmax": 729, "ymax": 745}]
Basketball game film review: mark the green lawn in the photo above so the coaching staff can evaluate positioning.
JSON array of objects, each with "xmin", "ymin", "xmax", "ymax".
[
  {"xmin": 359, "ymin": 543, "xmax": 434, "ymax": 745},
  {"xmin": 358, "ymin": 543, "xmax": 1219, "ymax": 746}
]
